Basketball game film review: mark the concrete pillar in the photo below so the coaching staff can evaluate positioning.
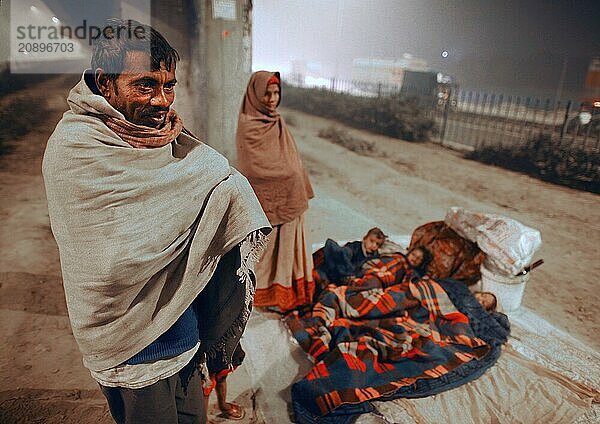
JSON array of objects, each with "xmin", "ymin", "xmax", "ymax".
[
  {"xmin": 153, "ymin": 0, "xmax": 252, "ymax": 163},
  {"xmin": 195, "ymin": 0, "xmax": 252, "ymax": 162}
]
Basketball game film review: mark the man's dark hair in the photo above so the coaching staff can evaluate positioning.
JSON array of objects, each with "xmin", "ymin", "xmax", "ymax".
[{"xmin": 91, "ymin": 18, "xmax": 180, "ymax": 80}]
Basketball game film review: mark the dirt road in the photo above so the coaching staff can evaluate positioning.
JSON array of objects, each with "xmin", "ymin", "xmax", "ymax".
[{"xmin": 0, "ymin": 76, "xmax": 598, "ymax": 423}]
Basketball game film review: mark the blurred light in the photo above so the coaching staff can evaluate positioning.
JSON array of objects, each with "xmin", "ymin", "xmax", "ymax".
[
  {"xmin": 593, "ymin": 100, "xmax": 600, "ymax": 108},
  {"xmin": 441, "ymin": 50, "xmax": 449, "ymax": 58},
  {"xmin": 52, "ymin": 16, "xmax": 60, "ymax": 24},
  {"xmin": 304, "ymin": 76, "xmax": 329, "ymax": 88},
  {"xmin": 437, "ymin": 72, "xmax": 452, "ymax": 84},
  {"xmin": 30, "ymin": 5, "xmax": 38, "ymax": 12}
]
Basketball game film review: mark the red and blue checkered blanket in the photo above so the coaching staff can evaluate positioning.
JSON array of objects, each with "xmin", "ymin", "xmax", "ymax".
[{"xmin": 285, "ymin": 274, "xmax": 509, "ymax": 423}]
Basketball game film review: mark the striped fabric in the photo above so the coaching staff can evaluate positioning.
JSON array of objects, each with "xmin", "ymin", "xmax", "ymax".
[
  {"xmin": 286, "ymin": 274, "xmax": 506, "ymax": 421},
  {"xmin": 352, "ymin": 254, "xmax": 416, "ymax": 289}
]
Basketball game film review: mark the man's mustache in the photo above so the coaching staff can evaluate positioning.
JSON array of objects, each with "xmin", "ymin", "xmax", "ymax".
[{"xmin": 140, "ymin": 107, "xmax": 170, "ymax": 117}]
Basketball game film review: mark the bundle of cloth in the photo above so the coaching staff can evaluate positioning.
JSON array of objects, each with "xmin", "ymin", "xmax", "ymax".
[
  {"xmin": 444, "ymin": 207, "xmax": 542, "ymax": 276},
  {"xmin": 408, "ymin": 221, "xmax": 485, "ymax": 286},
  {"xmin": 285, "ymin": 255, "xmax": 510, "ymax": 423}
]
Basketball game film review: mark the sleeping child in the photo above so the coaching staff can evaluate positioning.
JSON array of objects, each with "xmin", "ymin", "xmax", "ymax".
[
  {"xmin": 474, "ymin": 291, "xmax": 498, "ymax": 312},
  {"xmin": 313, "ymin": 227, "xmax": 387, "ymax": 289},
  {"xmin": 349, "ymin": 245, "xmax": 431, "ymax": 290}
]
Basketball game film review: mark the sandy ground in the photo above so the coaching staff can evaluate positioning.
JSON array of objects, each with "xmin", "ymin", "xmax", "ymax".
[{"xmin": 0, "ymin": 76, "xmax": 598, "ymax": 423}]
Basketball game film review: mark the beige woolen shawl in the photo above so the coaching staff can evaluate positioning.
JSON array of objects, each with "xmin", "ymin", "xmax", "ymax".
[
  {"xmin": 236, "ymin": 71, "xmax": 314, "ymax": 225},
  {"xmin": 42, "ymin": 72, "xmax": 270, "ymax": 371}
]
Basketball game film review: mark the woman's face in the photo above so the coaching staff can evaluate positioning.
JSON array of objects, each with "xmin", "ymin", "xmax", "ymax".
[{"xmin": 261, "ymin": 83, "xmax": 280, "ymax": 113}]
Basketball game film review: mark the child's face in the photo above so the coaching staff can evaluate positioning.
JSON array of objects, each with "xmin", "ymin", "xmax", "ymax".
[
  {"xmin": 474, "ymin": 292, "xmax": 496, "ymax": 311},
  {"xmin": 407, "ymin": 248, "xmax": 424, "ymax": 268},
  {"xmin": 363, "ymin": 234, "xmax": 384, "ymax": 254}
]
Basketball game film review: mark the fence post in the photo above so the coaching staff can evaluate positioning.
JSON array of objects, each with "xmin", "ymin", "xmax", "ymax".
[
  {"xmin": 440, "ymin": 88, "xmax": 451, "ymax": 145},
  {"xmin": 560, "ymin": 100, "xmax": 571, "ymax": 140}
]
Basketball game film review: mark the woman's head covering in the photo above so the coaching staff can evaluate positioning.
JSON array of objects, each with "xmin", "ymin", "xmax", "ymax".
[
  {"xmin": 239, "ymin": 71, "xmax": 281, "ymax": 117},
  {"xmin": 236, "ymin": 71, "xmax": 314, "ymax": 225}
]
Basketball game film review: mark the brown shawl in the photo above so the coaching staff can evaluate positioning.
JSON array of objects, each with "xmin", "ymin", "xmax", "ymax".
[
  {"xmin": 100, "ymin": 110, "xmax": 184, "ymax": 149},
  {"xmin": 236, "ymin": 71, "xmax": 314, "ymax": 225}
]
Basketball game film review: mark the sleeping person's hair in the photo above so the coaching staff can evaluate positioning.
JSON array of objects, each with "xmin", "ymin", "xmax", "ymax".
[{"xmin": 366, "ymin": 227, "xmax": 386, "ymax": 240}]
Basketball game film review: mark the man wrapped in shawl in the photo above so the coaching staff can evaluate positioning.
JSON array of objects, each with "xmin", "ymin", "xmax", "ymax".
[
  {"xmin": 42, "ymin": 19, "xmax": 270, "ymax": 423},
  {"xmin": 236, "ymin": 71, "xmax": 315, "ymax": 312}
]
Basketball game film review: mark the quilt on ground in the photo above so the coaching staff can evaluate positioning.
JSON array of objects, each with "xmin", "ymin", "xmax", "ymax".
[{"xmin": 285, "ymin": 273, "xmax": 510, "ymax": 423}]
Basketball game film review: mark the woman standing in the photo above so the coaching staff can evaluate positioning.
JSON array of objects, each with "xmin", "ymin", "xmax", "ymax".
[{"xmin": 236, "ymin": 71, "xmax": 314, "ymax": 312}]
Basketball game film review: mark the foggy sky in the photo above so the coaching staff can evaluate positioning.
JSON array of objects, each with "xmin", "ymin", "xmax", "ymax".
[{"xmin": 253, "ymin": 0, "xmax": 600, "ymax": 101}]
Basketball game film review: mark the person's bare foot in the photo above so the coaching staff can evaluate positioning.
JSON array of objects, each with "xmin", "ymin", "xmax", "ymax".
[{"xmin": 218, "ymin": 402, "xmax": 245, "ymax": 420}]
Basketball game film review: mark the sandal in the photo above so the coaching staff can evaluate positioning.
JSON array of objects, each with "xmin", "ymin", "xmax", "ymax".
[{"xmin": 218, "ymin": 402, "xmax": 245, "ymax": 421}]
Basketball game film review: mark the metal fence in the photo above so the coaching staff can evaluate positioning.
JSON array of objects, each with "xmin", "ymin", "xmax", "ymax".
[
  {"xmin": 285, "ymin": 73, "xmax": 437, "ymax": 100},
  {"xmin": 284, "ymin": 74, "xmax": 600, "ymax": 154},
  {"xmin": 433, "ymin": 90, "xmax": 600, "ymax": 154}
]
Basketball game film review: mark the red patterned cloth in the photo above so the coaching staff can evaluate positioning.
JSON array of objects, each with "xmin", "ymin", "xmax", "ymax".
[
  {"xmin": 351, "ymin": 254, "xmax": 416, "ymax": 290},
  {"xmin": 286, "ymin": 278, "xmax": 498, "ymax": 418},
  {"xmin": 253, "ymin": 277, "xmax": 315, "ymax": 311},
  {"xmin": 409, "ymin": 221, "xmax": 485, "ymax": 285}
]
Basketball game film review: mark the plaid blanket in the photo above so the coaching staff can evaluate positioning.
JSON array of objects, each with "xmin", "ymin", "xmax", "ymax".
[
  {"xmin": 286, "ymin": 276, "xmax": 509, "ymax": 423},
  {"xmin": 350, "ymin": 254, "xmax": 420, "ymax": 289}
]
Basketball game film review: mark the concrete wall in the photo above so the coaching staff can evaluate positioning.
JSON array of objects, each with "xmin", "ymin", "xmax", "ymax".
[{"xmin": 0, "ymin": 1, "xmax": 9, "ymax": 73}]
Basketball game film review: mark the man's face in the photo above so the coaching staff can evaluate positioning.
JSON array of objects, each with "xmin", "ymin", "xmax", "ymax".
[{"xmin": 101, "ymin": 51, "xmax": 177, "ymax": 128}]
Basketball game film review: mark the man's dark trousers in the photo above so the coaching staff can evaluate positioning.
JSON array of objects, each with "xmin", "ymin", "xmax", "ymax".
[{"xmin": 100, "ymin": 368, "xmax": 206, "ymax": 424}]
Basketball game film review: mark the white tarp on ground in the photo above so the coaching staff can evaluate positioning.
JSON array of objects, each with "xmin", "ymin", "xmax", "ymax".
[{"xmin": 237, "ymin": 235, "xmax": 598, "ymax": 424}]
